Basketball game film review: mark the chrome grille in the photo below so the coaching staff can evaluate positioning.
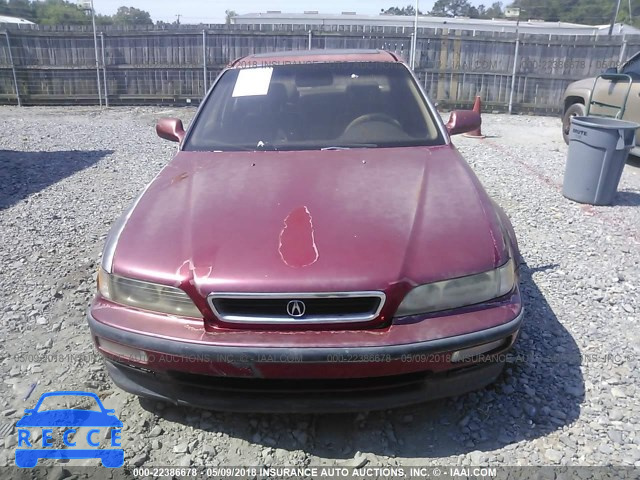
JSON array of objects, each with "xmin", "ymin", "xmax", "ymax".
[{"xmin": 208, "ymin": 292, "xmax": 386, "ymax": 324}]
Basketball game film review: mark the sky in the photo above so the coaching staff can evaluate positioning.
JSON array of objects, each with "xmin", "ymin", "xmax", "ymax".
[{"xmin": 91, "ymin": 0, "xmax": 487, "ymax": 24}]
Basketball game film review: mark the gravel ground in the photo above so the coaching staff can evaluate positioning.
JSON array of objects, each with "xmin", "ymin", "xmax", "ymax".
[{"xmin": 0, "ymin": 107, "xmax": 639, "ymax": 470}]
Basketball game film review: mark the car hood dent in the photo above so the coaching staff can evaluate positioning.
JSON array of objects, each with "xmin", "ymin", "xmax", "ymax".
[{"xmin": 112, "ymin": 147, "xmax": 506, "ymax": 296}]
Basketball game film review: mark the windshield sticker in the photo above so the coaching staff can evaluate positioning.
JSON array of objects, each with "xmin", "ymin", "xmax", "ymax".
[{"xmin": 232, "ymin": 67, "xmax": 273, "ymax": 97}]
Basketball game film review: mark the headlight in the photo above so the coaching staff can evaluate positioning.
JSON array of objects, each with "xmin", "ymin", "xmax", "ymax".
[
  {"xmin": 97, "ymin": 268, "xmax": 201, "ymax": 318},
  {"xmin": 395, "ymin": 259, "xmax": 516, "ymax": 317}
]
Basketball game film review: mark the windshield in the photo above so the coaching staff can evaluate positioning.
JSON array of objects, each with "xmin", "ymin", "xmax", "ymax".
[{"xmin": 185, "ymin": 62, "xmax": 444, "ymax": 151}]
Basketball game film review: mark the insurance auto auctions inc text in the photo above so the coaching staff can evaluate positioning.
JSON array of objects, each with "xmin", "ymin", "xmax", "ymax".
[{"xmin": 227, "ymin": 466, "xmax": 498, "ymax": 478}]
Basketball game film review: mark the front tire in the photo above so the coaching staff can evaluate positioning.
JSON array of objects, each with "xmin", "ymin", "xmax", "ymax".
[{"xmin": 562, "ymin": 103, "xmax": 585, "ymax": 144}]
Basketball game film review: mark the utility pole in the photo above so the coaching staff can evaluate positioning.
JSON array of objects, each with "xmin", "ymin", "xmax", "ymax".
[
  {"xmin": 506, "ymin": 7, "xmax": 522, "ymax": 115},
  {"xmin": 89, "ymin": 0, "xmax": 102, "ymax": 107},
  {"xmin": 609, "ymin": 0, "xmax": 622, "ymax": 37},
  {"xmin": 5, "ymin": 32, "xmax": 21, "ymax": 106},
  {"xmin": 410, "ymin": 0, "xmax": 419, "ymax": 69}
]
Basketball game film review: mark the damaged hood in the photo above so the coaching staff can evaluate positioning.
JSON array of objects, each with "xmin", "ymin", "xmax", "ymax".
[{"xmin": 111, "ymin": 146, "xmax": 506, "ymax": 295}]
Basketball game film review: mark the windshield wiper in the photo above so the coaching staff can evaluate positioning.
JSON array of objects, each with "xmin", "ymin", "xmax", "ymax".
[
  {"xmin": 320, "ymin": 143, "xmax": 378, "ymax": 150},
  {"xmin": 209, "ymin": 143, "xmax": 256, "ymax": 152},
  {"xmin": 207, "ymin": 143, "xmax": 377, "ymax": 152},
  {"xmin": 208, "ymin": 141, "xmax": 279, "ymax": 152}
]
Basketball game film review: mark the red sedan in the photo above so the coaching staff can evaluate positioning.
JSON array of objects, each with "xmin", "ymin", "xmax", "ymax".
[{"xmin": 88, "ymin": 49, "xmax": 523, "ymax": 412}]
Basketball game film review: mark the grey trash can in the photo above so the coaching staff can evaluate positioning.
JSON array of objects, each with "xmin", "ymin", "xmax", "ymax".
[{"xmin": 563, "ymin": 116, "xmax": 638, "ymax": 206}]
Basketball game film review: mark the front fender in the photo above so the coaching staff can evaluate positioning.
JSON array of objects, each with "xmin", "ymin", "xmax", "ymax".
[
  {"xmin": 563, "ymin": 78, "xmax": 595, "ymax": 112},
  {"xmin": 491, "ymin": 200, "xmax": 520, "ymax": 265}
]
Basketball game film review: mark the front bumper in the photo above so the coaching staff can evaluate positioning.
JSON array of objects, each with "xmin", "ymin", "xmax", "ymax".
[
  {"xmin": 88, "ymin": 307, "xmax": 524, "ymax": 412},
  {"xmin": 104, "ymin": 357, "xmax": 507, "ymax": 413}
]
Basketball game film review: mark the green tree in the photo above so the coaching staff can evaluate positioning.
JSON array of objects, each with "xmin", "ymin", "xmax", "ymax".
[
  {"xmin": 618, "ymin": 2, "xmax": 640, "ymax": 27},
  {"xmin": 0, "ymin": 0, "xmax": 36, "ymax": 21},
  {"xmin": 430, "ymin": 0, "xmax": 477, "ymax": 17},
  {"xmin": 473, "ymin": 2, "xmax": 504, "ymax": 19},
  {"xmin": 112, "ymin": 6, "xmax": 153, "ymax": 26},
  {"xmin": 95, "ymin": 13, "xmax": 115, "ymax": 26},
  {"xmin": 381, "ymin": 5, "xmax": 425, "ymax": 15},
  {"xmin": 225, "ymin": 9, "xmax": 236, "ymax": 24},
  {"xmin": 506, "ymin": 0, "xmax": 635, "ymax": 25},
  {"xmin": 0, "ymin": 0, "xmax": 154, "ymax": 25},
  {"xmin": 483, "ymin": 2, "xmax": 505, "ymax": 18},
  {"xmin": 33, "ymin": 0, "xmax": 90, "ymax": 25},
  {"xmin": 508, "ymin": 0, "xmax": 572, "ymax": 22}
]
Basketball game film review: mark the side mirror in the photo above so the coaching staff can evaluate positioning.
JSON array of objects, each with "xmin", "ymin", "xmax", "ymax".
[
  {"xmin": 446, "ymin": 110, "xmax": 481, "ymax": 136},
  {"xmin": 156, "ymin": 117, "xmax": 186, "ymax": 143}
]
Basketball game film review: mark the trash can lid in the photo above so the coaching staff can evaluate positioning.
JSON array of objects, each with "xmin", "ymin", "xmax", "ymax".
[{"xmin": 572, "ymin": 116, "xmax": 639, "ymax": 130}]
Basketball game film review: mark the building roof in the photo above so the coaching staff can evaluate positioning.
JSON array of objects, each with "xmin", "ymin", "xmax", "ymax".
[
  {"xmin": 0, "ymin": 15, "xmax": 35, "ymax": 25},
  {"xmin": 230, "ymin": 49, "xmax": 400, "ymax": 67},
  {"xmin": 233, "ymin": 12, "xmax": 640, "ymax": 36}
]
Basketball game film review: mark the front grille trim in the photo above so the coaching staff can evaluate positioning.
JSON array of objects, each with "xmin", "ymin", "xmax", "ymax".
[
  {"xmin": 167, "ymin": 369, "xmax": 431, "ymax": 394},
  {"xmin": 207, "ymin": 291, "xmax": 386, "ymax": 324}
]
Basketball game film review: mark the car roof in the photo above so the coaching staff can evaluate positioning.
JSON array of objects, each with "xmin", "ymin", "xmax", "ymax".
[{"xmin": 230, "ymin": 49, "xmax": 401, "ymax": 68}]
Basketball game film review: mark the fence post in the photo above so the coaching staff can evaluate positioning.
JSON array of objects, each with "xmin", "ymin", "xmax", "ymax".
[
  {"xmin": 202, "ymin": 29, "xmax": 208, "ymax": 94},
  {"xmin": 618, "ymin": 35, "xmax": 628, "ymax": 65},
  {"xmin": 508, "ymin": 34, "xmax": 521, "ymax": 114},
  {"xmin": 409, "ymin": 32, "xmax": 415, "ymax": 68},
  {"xmin": 100, "ymin": 32, "xmax": 108, "ymax": 107},
  {"xmin": 4, "ymin": 31, "xmax": 21, "ymax": 107},
  {"xmin": 91, "ymin": 11, "xmax": 102, "ymax": 107}
]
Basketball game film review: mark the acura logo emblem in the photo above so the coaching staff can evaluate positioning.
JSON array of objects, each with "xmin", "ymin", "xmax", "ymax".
[{"xmin": 286, "ymin": 300, "xmax": 306, "ymax": 318}]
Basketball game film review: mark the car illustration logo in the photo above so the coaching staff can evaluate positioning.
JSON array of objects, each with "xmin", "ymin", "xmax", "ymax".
[
  {"xmin": 286, "ymin": 300, "xmax": 306, "ymax": 317},
  {"xmin": 15, "ymin": 391, "xmax": 124, "ymax": 468}
]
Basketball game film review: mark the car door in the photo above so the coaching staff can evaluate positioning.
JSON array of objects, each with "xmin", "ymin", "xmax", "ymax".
[
  {"xmin": 590, "ymin": 53, "xmax": 640, "ymax": 147},
  {"xmin": 619, "ymin": 54, "xmax": 640, "ymax": 143}
]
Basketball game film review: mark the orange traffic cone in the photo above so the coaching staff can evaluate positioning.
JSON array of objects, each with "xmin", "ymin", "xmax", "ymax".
[{"xmin": 463, "ymin": 96, "xmax": 485, "ymax": 139}]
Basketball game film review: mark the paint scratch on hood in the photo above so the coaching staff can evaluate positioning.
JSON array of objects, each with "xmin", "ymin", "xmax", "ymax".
[
  {"xmin": 176, "ymin": 259, "xmax": 213, "ymax": 296},
  {"xmin": 278, "ymin": 206, "xmax": 319, "ymax": 268},
  {"xmin": 175, "ymin": 259, "xmax": 195, "ymax": 287},
  {"xmin": 171, "ymin": 172, "xmax": 189, "ymax": 184}
]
